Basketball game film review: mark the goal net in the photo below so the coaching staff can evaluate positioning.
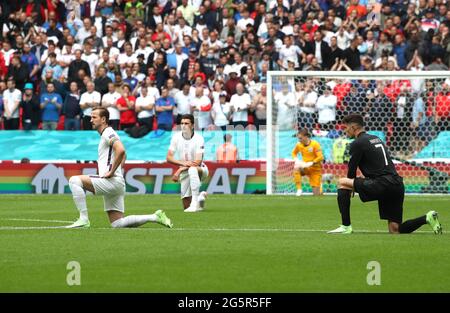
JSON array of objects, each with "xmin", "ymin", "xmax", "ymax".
[{"xmin": 266, "ymin": 71, "xmax": 450, "ymax": 195}]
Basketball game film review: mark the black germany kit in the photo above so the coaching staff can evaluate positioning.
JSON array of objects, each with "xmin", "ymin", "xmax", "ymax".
[{"xmin": 347, "ymin": 132, "xmax": 404, "ymax": 223}]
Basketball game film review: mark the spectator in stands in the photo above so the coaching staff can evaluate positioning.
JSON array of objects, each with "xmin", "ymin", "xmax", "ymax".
[
  {"xmin": 421, "ymin": 8, "xmax": 440, "ymax": 33},
  {"xmin": 39, "ymin": 68, "xmax": 65, "ymax": 98},
  {"xmin": 191, "ymin": 86, "xmax": 212, "ymax": 131},
  {"xmin": 41, "ymin": 52, "xmax": 63, "ymax": 81},
  {"xmin": 20, "ymin": 43, "xmax": 40, "ymax": 83},
  {"xmin": 84, "ymin": 26, "xmax": 103, "ymax": 53},
  {"xmin": 8, "ymin": 55, "xmax": 29, "ymax": 91},
  {"xmin": 189, "ymin": 74, "xmax": 209, "ymax": 98},
  {"xmin": 177, "ymin": 0, "xmax": 196, "ymax": 27},
  {"xmin": 165, "ymin": 78, "xmax": 180, "ymax": 100},
  {"xmin": 412, "ymin": 92, "xmax": 429, "ymax": 155},
  {"xmin": 297, "ymin": 80, "xmax": 318, "ymax": 129},
  {"xmin": 434, "ymin": 80, "xmax": 450, "ymax": 132},
  {"xmin": 72, "ymin": 68, "xmax": 88, "ymax": 94},
  {"xmin": 243, "ymin": 67, "xmax": 260, "ymax": 99},
  {"xmin": 313, "ymin": 30, "xmax": 332, "ymax": 70},
  {"xmin": 343, "ymin": 84, "xmax": 367, "ymax": 116},
  {"xmin": 2, "ymin": 78, "xmax": 21, "ymax": 130},
  {"xmin": 0, "ymin": 81, "xmax": 4, "ymax": 129},
  {"xmin": 250, "ymin": 83, "xmax": 267, "ymax": 130},
  {"xmin": 366, "ymin": 82, "xmax": 392, "ymax": 134},
  {"xmin": 275, "ymin": 83, "xmax": 296, "ymax": 131},
  {"xmin": 155, "ymin": 86, "xmax": 175, "ymax": 131},
  {"xmin": 68, "ymin": 49, "xmax": 91, "ymax": 81},
  {"xmin": 40, "ymin": 41, "xmax": 61, "ymax": 69},
  {"xmin": 62, "ymin": 81, "xmax": 81, "ymax": 131},
  {"xmin": 117, "ymin": 84, "xmax": 137, "ymax": 130},
  {"xmin": 216, "ymin": 134, "xmax": 238, "ymax": 163},
  {"xmin": 316, "ymin": 86, "xmax": 337, "ymax": 131},
  {"xmin": 392, "ymin": 85, "xmax": 415, "ymax": 157},
  {"xmin": 101, "ymin": 82, "xmax": 122, "ymax": 130},
  {"xmin": 81, "ymin": 43, "xmax": 99, "ymax": 78},
  {"xmin": 278, "ymin": 35, "xmax": 303, "ymax": 70},
  {"xmin": 347, "ymin": 0, "xmax": 367, "ymax": 19},
  {"xmin": 230, "ymin": 83, "xmax": 251, "ymax": 128},
  {"xmin": 174, "ymin": 83, "xmax": 193, "ymax": 125},
  {"xmin": 343, "ymin": 37, "xmax": 361, "ymax": 70},
  {"xmin": 224, "ymin": 67, "xmax": 240, "ymax": 99},
  {"xmin": 75, "ymin": 18, "xmax": 93, "ymax": 44},
  {"xmin": 393, "ymin": 34, "xmax": 408, "ymax": 70},
  {"xmin": 1, "ymin": 41, "xmax": 16, "ymax": 68},
  {"xmin": 211, "ymin": 91, "xmax": 231, "ymax": 131},
  {"xmin": 20, "ymin": 83, "xmax": 40, "ymax": 130},
  {"xmin": 335, "ymin": 24, "xmax": 354, "ymax": 51},
  {"xmin": 430, "ymin": 34, "xmax": 446, "ymax": 63},
  {"xmin": 30, "ymin": 33, "xmax": 47, "ymax": 66},
  {"xmin": 153, "ymin": 54, "xmax": 169, "ymax": 90},
  {"xmin": 40, "ymin": 82, "xmax": 62, "ymax": 130},
  {"xmin": 200, "ymin": 47, "xmax": 219, "ymax": 78},
  {"xmin": 0, "ymin": 48, "xmax": 7, "ymax": 81},
  {"xmin": 94, "ymin": 66, "xmax": 112, "ymax": 96},
  {"xmin": 46, "ymin": 18, "xmax": 64, "ymax": 44},
  {"xmin": 123, "ymin": 66, "xmax": 139, "ymax": 92},
  {"xmin": 426, "ymin": 55, "xmax": 449, "ymax": 71},
  {"xmin": 80, "ymin": 81, "xmax": 101, "ymax": 130},
  {"xmin": 135, "ymin": 85, "xmax": 155, "ymax": 130},
  {"xmin": 374, "ymin": 32, "xmax": 393, "ymax": 61}
]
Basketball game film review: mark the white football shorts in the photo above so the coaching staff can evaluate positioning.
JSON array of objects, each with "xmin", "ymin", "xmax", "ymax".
[
  {"xmin": 90, "ymin": 175, "xmax": 126, "ymax": 213},
  {"xmin": 179, "ymin": 164, "xmax": 209, "ymax": 199}
]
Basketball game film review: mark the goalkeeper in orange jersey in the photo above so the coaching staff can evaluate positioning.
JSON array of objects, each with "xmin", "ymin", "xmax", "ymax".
[{"xmin": 292, "ymin": 128, "xmax": 324, "ymax": 196}]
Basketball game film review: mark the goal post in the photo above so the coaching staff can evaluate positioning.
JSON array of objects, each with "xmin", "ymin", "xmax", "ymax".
[{"xmin": 266, "ymin": 71, "xmax": 450, "ymax": 195}]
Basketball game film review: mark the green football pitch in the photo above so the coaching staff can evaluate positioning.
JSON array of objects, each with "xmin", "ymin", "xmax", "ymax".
[{"xmin": 0, "ymin": 194, "xmax": 448, "ymax": 292}]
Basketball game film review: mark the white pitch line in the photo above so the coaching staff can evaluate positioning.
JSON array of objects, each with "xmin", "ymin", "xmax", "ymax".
[
  {"xmin": 0, "ymin": 226, "xmax": 68, "ymax": 230},
  {"xmin": 2, "ymin": 218, "xmax": 73, "ymax": 223},
  {"xmin": 104, "ymin": 227, "xmax": 434, "ymax": 234},
  {"xmin": 0, "ymin": 225, "xmax": 439, "ymax": 234}
]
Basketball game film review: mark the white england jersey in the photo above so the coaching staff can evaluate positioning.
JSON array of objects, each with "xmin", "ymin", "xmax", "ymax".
[
  {"xmin": 168, "ymin": 131, "xmax": 205, "ymax": 163},
  {"xmin": 98, "ymin": 127, "xmax": 123, "ymax": 178}
]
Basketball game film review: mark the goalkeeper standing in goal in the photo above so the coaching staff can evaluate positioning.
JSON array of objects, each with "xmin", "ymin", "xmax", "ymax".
[
  {"xmin": 328, "ymin": 114, "xmax": 442, "ymax": 235},
  {"xmin": 292, "ymin": 128, "xmax": 324, "ymax": 196}
]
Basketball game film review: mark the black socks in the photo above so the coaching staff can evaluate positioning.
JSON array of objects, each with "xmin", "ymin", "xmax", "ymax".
[
  {"xmin": 337, "ymin": 189, "xmax": 352, "ymax": 226},
  {"xmin": 399, "ymin": 216, "xmax": 427, "ymax": 233}
]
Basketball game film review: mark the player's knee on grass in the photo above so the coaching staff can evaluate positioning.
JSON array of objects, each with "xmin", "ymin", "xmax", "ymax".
[
  {"xmin": 182, "ymin": 197, "xmax": 191, "ymax": 209},
  {"xmin": 388, "ymin": 221, "xmax": 400, "ymax": 234}
]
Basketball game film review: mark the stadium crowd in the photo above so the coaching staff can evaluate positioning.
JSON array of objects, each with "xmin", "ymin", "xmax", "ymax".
[{"xmin": 0, "ymin": 0, "xmax": 448, "ymax": 156}]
